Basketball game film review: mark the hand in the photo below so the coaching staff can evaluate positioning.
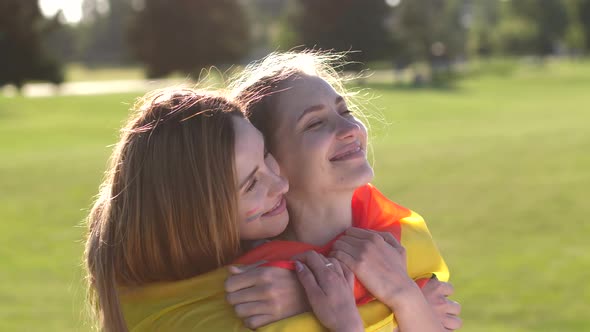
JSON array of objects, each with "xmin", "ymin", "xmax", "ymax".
[
  {"xmin": 330, "ymin": 227, "xmax": 414, "ymax": 308},
  {"xmin": 295, "ymin": 251, "xmax": 364, "ymax": 332},
  {"xmin": 224, "ymin": 261, "xmax": 308, "ymax": 329},
  {"xmin": 421, "ymin": 276, "xmax": 462, "ymax": 331}
]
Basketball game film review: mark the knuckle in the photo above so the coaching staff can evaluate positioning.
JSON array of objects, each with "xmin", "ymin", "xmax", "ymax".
[
  {"xmin": 234, "ymin": 304, "xmax": 247, "ymax": 317},
  {"xmin": 223, "ymin": 278, "xmax": 233, "ymax": 292},
  {"xmin": 225, "ymin": 293, "xmax": 236, "ymax": 305},
  {"xmin": 261, "ymin": 284, "xmax": 274, "ymax": 298},
  {"xmin": 368, "ymin": 233, "xmax": 381, "ymax": 243},
  {"xmin": 259, "ymin": 268, "xmax": 275, "ymax": 282}
]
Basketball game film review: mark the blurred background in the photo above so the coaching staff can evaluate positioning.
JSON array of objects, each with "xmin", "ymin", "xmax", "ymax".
[{"xmin": 1, "ymin": 0, "xmax": 588, "ymax": 331}]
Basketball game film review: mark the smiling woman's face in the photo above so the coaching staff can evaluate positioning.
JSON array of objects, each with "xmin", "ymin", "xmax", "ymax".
[
  {"xmin": 233, "ymin": 116, "xmax": 290, "ymax": 240},
  {"xmin": 268, "ymin": 74, "xmax": 374, "ymax": 195}
]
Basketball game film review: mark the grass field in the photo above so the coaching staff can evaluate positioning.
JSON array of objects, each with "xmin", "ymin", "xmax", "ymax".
[{"xmin": 1, "ymin": 60, "xmax": 589, "ymax": 331}]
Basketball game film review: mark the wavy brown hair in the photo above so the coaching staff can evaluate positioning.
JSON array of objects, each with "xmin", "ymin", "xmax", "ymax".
[{"xmin": 84, "ymin": 88, "xmax": 244, "ymax": 331}]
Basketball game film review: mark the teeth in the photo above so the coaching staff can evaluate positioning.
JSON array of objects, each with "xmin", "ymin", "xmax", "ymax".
[{"xmin": 335, "ymin": 146, "xmax": 360, "ymax": 159}]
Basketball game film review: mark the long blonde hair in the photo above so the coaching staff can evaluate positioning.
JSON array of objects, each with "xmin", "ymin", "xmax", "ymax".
[{"xmin": 85, "ymin": 89, "xmax": 244, "ymax": 331}]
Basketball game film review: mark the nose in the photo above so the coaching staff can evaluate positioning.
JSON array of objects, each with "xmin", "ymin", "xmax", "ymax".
[
  {"xmin": 266, "ymin": 153, "xmax": 289, "ymax": 197},
  {"xmin": 335, "ymin": 117, "xmax": 361, "ymax": 140}
]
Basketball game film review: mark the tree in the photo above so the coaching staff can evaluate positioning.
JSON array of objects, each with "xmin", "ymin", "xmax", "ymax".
[
  {"xmin": 502, "ymin": 0, "xmax": 569, "ymax": 55},
  {"xmin": 78, "ymin": 0, "xmax": 135, "ymax": 65},
  {"xmin": 389, "ymin": 0, "xmax": 468, "ymax": 83},
  {"xmin": 0, "ymin": 0, "xmax": 64, "ymax": 89},
  {"xmin": 128, "ymin": 0, "xmax": 250, "ymax": 78},
  {"xmin": 287, "ymin": 0, "xmax": 393, "ymax": 70},
  {"xmin": 467, "ymin": 0, "xmax": 502, "ymax": 56}
]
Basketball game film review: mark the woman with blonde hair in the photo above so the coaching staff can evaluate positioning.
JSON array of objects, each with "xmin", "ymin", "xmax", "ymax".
[{"xmin": 223, "ymin": 51, "xmax": 462, "ymax": 331}]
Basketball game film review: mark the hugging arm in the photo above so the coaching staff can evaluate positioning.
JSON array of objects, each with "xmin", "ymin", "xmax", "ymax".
[
  {"xmin": 224, "ymin": 254, "xmax": 363, "ymax": 331},
  {"xmin": 330, "ymin": 228, "xmax": 447, "ymax": 332},
  {"xmin": 224, "ymin": 262, "xmax": 309, "ymax": 329}
]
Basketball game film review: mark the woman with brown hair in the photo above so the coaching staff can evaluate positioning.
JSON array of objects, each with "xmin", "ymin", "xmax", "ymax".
[
  {"xmin": 223, "ymin": 51, "xmax": 462, "ymax": 331},
  {"xmin": 84, "ymin": 88, "xmax": 365, "ymax": 331}
]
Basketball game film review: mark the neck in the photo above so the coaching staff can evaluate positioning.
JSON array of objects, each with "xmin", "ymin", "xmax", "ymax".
[{"xmin": 284, "ymin": 189, "xmax": 355, "ymax": 246}]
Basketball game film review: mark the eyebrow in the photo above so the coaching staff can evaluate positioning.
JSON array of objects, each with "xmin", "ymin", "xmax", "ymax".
[
  {"xmin": 297, "ymin": 95, "xmax": 345, "ymax": 122},
  {"xmin": 239, "ymin": 166, "xmax": 259, "ymax": 190}
]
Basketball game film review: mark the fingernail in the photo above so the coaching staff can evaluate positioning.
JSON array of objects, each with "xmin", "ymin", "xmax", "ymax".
[{"xmin": 295, "ymin": 261, "xmax": 303, "ymax": 272}]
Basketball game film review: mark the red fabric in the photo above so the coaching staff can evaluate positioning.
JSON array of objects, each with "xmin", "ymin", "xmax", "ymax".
[{"xmin": 234, "ymin": 184, "xmax": 417, "ymax": 304}]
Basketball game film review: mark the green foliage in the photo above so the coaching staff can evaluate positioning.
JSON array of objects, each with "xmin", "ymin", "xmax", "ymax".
[
  {"xmin": 286, "ymin": 0, "xmax": 393, "ymax": 70},
  {"xmin": 77, "ymin": 0, "xmax": 135, "ymax": 65},
  {"xmin": 128, "ymin": 0, "xmax": 251, "ymax": 78},
  {"xmin": 500, "ymin": 0, "xmax": 569, "ymax": 55},
  {"xmin": 0, "ymin": 0, "xmax": 64, "ymax": 89},
  {"xmin": 493, "ymin": 15, "xmax": 538, "ymax": 55}
]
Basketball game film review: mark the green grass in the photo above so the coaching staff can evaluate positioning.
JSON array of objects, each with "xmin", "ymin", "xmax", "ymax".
[{"xmin": 1, "ymin": 60, "xmax": 589, "ymax": 331}]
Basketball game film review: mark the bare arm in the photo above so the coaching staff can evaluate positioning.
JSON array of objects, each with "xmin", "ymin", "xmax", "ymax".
[{"xmin": 331, "ymin": 228, "xmax": 444, "ymax": 332}]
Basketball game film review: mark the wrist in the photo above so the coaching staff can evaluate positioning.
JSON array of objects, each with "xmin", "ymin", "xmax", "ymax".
[{"xmin": 384, "ymin": 278, "xmax": 423, "ymax": 310}]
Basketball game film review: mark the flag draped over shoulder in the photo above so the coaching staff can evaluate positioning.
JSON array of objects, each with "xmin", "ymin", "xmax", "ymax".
[
  {"xmin": 120, "ymin": 184, "xmax": 448, "ymax": 331},
  {"xmin": 235, "ymin": 183, "xmax": 449, "ymax": 304}
]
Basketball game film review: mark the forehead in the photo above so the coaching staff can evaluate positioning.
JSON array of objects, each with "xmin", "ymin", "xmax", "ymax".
[
  {"xmin": 274, "ymin": 75, "xmax": 340, "ymax": 121},
  {"xmin": 232, "ymin": 116, "xmax": 263, "ymax": 173}
]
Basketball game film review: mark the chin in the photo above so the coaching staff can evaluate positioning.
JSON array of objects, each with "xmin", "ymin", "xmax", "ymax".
[
  {"xmin": 339, "ymin": 163, "xmax": 375, "ymax": 190},
  {"xmin": 264, "ymin": 216, "xmax": 289, "ymax": 238}
]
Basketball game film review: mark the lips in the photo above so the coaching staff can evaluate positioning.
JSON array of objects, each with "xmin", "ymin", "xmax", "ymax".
[
  {"xmin": 261, "ymin": 196, "xmax": 286, "ymax": 217},
  {"xmin": 329, "ymin": 142, "xmax": 363, "ymax": 161}
]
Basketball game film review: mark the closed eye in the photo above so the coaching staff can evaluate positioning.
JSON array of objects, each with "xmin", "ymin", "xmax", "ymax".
[
  {"xmin": 246, "ymin": 178, "xmax": 258, "ymax": 192},
  {"xmin": 340, "ymin": 109, "xmax": 353, "ymax": 116},
  {"xmin": 305, "ymin": 120, "xmax": 323, "ymax": 130}
]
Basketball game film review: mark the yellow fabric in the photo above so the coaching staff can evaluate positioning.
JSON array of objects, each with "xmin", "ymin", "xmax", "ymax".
[
  {"xmin": 120, "ymin": 268, "xmax": 393, "ymax": 331},
  {"xmin": 120, "ymin": 211, "xmax": 448, "ymax": 331}
]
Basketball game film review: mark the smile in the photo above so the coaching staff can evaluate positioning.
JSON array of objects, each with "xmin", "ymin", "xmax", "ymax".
[
  {"xmin": 262, "ymin": 196, "xmax": 287, "ymax": 218},
  {"xmin": 329, "ymin": 143, "xmax": 365, "ymax": 162}
]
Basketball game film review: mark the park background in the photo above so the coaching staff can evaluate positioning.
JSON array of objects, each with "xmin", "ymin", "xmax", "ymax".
[{"xmin": 1, "ymin": 0, "xmax": 589, "ymax": 330}]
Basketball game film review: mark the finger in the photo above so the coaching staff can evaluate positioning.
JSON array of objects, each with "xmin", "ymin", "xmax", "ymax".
[
  {"xmin": 338, "ymin": 235, "xmax": 369, "ymax": 249},
  {"xmin": 228, "ymin": 261, "xmax": 268, "ymax": 275},
  {"xmin": 302, "ymin": 251, "xmax": 336, "ymax": 288},
  {"xmin": 339, "ymin": 261, "xmax": 355, "ymax": 291},
  {"xmin": 316, "ymin": 252, "xmax": 331, "ymax": 266},
  {"xmin": 226, "ymin": 286, "xmax": 267, "ymax": 305},
  {"xmin": 445, "ymin": 299, "xmax": 461, "ymax": 315},
  {"xmin": 330, "ymin": 249, "xmax": 357, "ymax": 273},
  {"xmin": 225, "ymin": 265, "xmax": 278, "ymax": 293},
  {"xmin": 233, "ymin": 301, "xmax": 269, "ymax": 319},
  {"xmin": 291, "ymin": 250, "xmax": 316, "ymax": 264},
  {"xmin": 295, "ymin": 261, "xmax": 324, "ymax": 299},
  {"xmin": 345, "ymin": 227, "xmax": 378, "ymax": 240},
  {"xmin": 377, "ymin": 231, "xmax": 404, "ymax": 252},
  {"xmin": 332, "ymin": 239, "xmax": 361, "ymax": 260},
  {"xmin": 442, "ymin": 314, "xmax": 463, "ymax": 330},
  {"xmin": 243, "ymin": 314, "xmax": 275, "ymax": 330},
  {"xmin": 327, "ymin": 257, "xmax": 343, "ymax": 275},
  {"xmin": 440, "ymin": 282, "xmax": 455, "ymax": 296},
  {"xmin": 225, "ymin": 269, "xmax": 259, "ymax": 293}
]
